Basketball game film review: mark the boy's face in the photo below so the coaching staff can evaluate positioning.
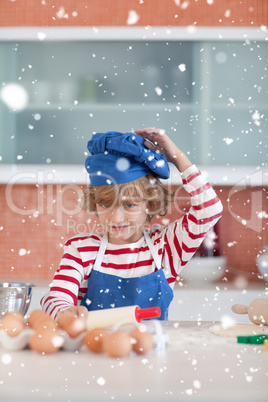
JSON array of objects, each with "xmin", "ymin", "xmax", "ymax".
[{"xmin": 96, "ymin": 201, "xmax": 148, "ymax": 244}]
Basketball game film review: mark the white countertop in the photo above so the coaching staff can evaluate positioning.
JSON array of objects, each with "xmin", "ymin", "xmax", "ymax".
[
  {"xmin": 0, "ymin": 321, "xmax": 267, "ymax": 402},
  {"xmin": 28, "ymin": 281, "xmax": 268, "ymax": 322}
]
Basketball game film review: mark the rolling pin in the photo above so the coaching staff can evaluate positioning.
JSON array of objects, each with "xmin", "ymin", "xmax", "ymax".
[
  {"xmin": 86, "ymin": 305, "xmax": 161, "ymax": 329},
  {"xmin": 231, "ymin": 298, "xmax": 268, "ymax": 325}
]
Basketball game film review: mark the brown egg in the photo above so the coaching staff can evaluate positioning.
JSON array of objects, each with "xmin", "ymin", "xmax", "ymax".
[
  {"xmin": 0, "ymin": 312, "xmax": 25, "ymax": 337},
  {"xmin": 37, "ymin": 317, "xmax": 58, "ymax": 331},
  {"xmin": 130, "ymin": 327, "xmax": 154, "ymax": 355},
  {"xmin": 27, "ymin": 310, "xmax": 50, "ymax": 329},
  {"xmin": 83, "ymin": 329, "xmax": 108, "ymax": 353},
  {"xmin": 104, "ymin": 330, "xmax": 132, "ymax": 358},
  {"xmin": 29, "ymin": 328, "xmax": 64, "ymax": 354},
  {"xmin": 57, "ymin": 312, "xmax": 86, "ymax": 338},
  {"xmin": 64, "ymin": 317, "xmax": 86, "ymax": 338}
]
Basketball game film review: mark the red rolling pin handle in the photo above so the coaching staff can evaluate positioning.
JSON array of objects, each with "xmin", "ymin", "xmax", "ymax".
[{"xmin": 134, "ymin": 306, "xmax": 161, "ymax": 322}]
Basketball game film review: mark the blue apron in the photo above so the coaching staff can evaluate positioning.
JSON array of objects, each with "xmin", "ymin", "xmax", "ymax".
[{"xmin": 81, "ymin": 230, "xmax": 173, "ymax": 320}]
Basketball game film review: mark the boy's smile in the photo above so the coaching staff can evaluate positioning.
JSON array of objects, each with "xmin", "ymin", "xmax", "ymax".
[
  {"xmin": 110, "ymin": 224, "xmax": 130, "ymax": 231},
  {"xmin": 96, "ymin": 201, "xmax": 148, "ymax": 245}
]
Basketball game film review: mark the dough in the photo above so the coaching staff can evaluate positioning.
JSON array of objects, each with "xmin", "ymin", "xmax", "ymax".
[{"xmin": 209, "ymin": 323, "xmax": 268, "ymax": 337}]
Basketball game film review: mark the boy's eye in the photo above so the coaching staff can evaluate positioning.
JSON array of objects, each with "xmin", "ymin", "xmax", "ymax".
[
  {"xmin": 125, "ymin": 204, "xmax": 135, "ymax": 209},
  {"xmin": 99, "ymin": 204, "xmax": 111, "ymax": 209}
]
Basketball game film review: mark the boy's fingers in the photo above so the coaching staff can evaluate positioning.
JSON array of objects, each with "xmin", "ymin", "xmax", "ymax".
[
  {"xmin": 78, "ymin": 306, "xmax": 88, "ymax": 318},
  {"xmin": 143, "ymin": 140, "xmax": 155, "ymax": 149},
  {"xmin": 135, "ymin": 127, "xmax": 162, "ymax": 135}
]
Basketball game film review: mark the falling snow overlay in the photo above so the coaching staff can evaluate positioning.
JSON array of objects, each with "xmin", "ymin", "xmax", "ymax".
[{"xmin": 0, "ymin": 1, "xmax": 268, "ymax": 400}]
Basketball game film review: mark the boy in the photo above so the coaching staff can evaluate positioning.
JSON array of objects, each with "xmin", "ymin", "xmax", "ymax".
[{"xmin": 41, "ymin": 127, "xmax": 223, "ymax": 320}]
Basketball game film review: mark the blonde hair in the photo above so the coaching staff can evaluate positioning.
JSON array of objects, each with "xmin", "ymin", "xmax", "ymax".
[{"xmin": 83, "ymin": 173, "xmax": 174, "ymax": 222}]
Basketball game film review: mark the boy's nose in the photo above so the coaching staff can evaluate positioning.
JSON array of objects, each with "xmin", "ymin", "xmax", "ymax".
[{"xmin": 111, "ymin": 206, "xmax": 125, "ymax": 221}]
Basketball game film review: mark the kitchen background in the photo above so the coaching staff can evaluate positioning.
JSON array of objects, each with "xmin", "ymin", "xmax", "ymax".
[{"xmin": 0, "ymin": 0, "xmax": 267, "ymax": 288}]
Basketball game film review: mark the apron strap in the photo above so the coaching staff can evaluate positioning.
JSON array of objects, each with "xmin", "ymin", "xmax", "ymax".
[
  {"xmin": 143, "ymin": 229, "xmax": 162, "ymax": 271},
  {"xmin": 94, "ymin": 232, "xmax": 108, "ymax": 271},
  {"xmin": 94, "ymin": 230, "xmax": 162, "ymax": 271}
]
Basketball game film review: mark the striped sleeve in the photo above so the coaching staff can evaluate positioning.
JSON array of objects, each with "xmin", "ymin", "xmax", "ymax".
[
  {"xmin": 159, "ymin": 164, "xmax": 223, "ymax": 282},
  {"xmin": 40, "ymin": 236, "xmax": 96, "ymax": 319}
]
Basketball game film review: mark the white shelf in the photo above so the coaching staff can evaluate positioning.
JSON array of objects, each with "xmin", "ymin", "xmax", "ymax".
[
  {"xmin": 0, "ymin": 26, "xmax": 267, "ymax": 41},
  {"xmin": 25, "ymin": 102, "xmax": 193, "ymax": 111},
  {"xmin": 24, "ymin": 101, "xmax": 268, "ymax": 111}
]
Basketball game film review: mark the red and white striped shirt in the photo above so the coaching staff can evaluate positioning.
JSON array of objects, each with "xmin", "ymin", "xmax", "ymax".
[{"xmin": 41, "ymin": 165, "xmax": 223, "ymax": 318}]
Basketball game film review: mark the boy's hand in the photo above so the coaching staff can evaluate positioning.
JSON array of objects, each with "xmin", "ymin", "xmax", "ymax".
[
  {"xmin": 57, "ymin": 305, "xmax": 88, "ymax": 322},
  {"xmin": 56, "ymin": 306, "xmax": 88, "ymax": 337},
  {"xmin": 134, "ymin": 127, "xmax": 175, "ymax": 163},
  {"xmin": 135, "ymin": 127, "xmax": 192, "ymax": 172}
]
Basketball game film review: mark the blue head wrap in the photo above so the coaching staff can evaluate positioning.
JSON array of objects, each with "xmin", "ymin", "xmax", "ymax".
[{"xmin": 85, "ymin": 131, "xmax": 170, "ymax": 185}]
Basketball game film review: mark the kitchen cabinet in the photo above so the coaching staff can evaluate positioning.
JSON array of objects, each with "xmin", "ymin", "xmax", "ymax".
[{"xmin": 0, "ymin": 28, "xmax": 267, "ymax": 184}]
